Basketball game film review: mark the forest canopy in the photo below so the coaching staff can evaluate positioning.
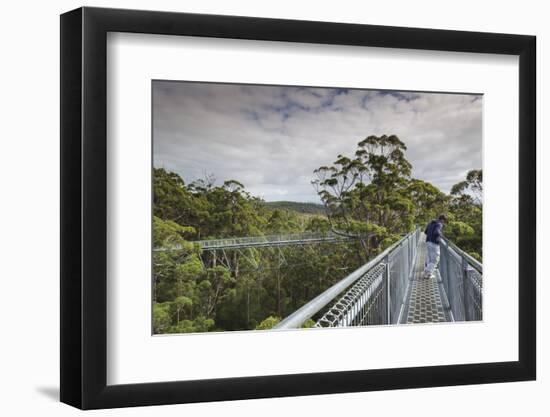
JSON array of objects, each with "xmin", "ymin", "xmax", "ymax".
[{"xmin": 153, "ymin": 134, "xmax": 482, "ymax": 334}]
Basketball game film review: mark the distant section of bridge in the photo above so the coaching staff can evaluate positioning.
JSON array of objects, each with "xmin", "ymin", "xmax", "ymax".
[{"xmin": 155, "ymin": 231, "xmax": 368, "ymax": 252}]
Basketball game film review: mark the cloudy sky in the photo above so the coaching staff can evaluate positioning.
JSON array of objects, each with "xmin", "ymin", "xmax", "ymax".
[{"xmin": 153, "ymin": 81, "xmax": 482, "ymax": 203}]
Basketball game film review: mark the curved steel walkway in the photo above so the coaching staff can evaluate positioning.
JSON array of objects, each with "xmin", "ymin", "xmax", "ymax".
[
  {"xmin": 196, "ymin": 232, "xmax": 360, "ymax": 250},
  {"xmin": 155, "ymin": 231, "xmax": 368, "ymax": 252},
  {"xmin": 275, "ymin": 229, "xmax": 482, "ymax": 329}
]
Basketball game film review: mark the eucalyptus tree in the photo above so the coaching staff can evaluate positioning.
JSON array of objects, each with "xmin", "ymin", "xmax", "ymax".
[
  {"xmin": 407, "ymin": 179, "xmax": 449, "ymax": 227},
  {"xmin": 312, "ymin": 134, "xmax": 414, "ymax": 252},
  {"xmin": 450, "ymin": 169, "xmax": 482, "ymax": 205},
  {"xmin": 448, "ymin": 169, "xmax": 483, "ymax": 260}
]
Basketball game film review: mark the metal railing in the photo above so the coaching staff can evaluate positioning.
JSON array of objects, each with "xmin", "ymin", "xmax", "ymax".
[
  {"xmin": 274, "ymin": 228, "xmax": 421, "ymax": 329},
  {"xmin": 155, "ymin": 231, "xmax": 363, "ymax": 252},
  {"xmin": 439, "ymin": 238, "xmax": 483, "ymax": 321}
]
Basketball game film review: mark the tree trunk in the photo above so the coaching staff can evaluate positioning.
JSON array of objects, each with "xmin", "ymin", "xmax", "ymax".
[
  {"xmin": 234, "ymin": 251, "xmax": 239, "ymax": 278},
  {"xmin": 277, "ymin": 271, "xmax": 281, "ymax": 317},
  {"xmin": 246, "ymin": 285, "xmax": 250, "ymax": 327}
]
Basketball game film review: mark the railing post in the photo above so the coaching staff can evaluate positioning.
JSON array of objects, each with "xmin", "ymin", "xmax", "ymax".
[
  {"xmin": 438, "ymin": 242, "xmax": 444, "ymax": 284},
  {"xmin": 445, "ymin": 243, "xmax": 451, "ymax": 289},
  {"xmin": 462, "ymin": 256, "xmax": 471, "ymax": 321},
  {"xmin": 385, "ymin": 256, "xmax": 391, "ymax": 324},
  {"xmin": 439, "ymin": 242, "xmax": 452, "ymax": 314}
]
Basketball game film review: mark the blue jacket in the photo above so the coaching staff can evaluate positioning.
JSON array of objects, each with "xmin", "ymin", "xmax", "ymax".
[{"xmin": 425, "ymin": 220, "xmax": 443, "ymax": 244}]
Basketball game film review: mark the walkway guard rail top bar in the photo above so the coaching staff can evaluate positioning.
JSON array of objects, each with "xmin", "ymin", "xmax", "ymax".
[{"xmin": 274, "ymin": 228, "xmax": 420, "ymax": 329}]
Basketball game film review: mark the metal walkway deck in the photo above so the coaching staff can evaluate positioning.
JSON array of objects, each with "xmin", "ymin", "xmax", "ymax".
[{"xmin": 401, "ymin": 235, "xmax": 450, "ymax": 324}]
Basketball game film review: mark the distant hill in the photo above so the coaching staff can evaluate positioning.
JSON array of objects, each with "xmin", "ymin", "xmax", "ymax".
[{"xmin": 264, "ymin": 201, "xmax": 326, "ymax": 215}]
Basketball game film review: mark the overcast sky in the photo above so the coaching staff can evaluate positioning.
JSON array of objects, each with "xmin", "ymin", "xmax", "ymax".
[{"xmin": 153, "ymin": 81, "xmax": 482, "ymax": 203}]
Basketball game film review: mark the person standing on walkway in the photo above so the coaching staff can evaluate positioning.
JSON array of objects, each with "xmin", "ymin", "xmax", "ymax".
[{"xmin": 423, "ymin": 214, "xmax": 447, "ymax": 279}]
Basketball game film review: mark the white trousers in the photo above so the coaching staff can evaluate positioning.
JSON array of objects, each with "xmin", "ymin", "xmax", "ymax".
[{"xmin": 424, "ymin": 241, "xmax": 440, "ymax": 278}]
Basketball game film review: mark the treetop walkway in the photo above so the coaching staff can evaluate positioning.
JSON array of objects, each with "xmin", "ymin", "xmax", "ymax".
[
  {"xmin": 155, "ymin": 231, "xmax": 368, "ymax": 252},
  {"xmin": 274, "ymin": 228, "xmax": 483, "ymax": 328},
  {"xmin": 156, "ymin": 228, "xmax": 483, "ymax": 327}
]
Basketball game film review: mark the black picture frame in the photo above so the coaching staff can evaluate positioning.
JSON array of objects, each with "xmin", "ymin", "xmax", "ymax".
[{"xmin": 60, "ymin": 6, "xmax": 536, "ymax": 410}]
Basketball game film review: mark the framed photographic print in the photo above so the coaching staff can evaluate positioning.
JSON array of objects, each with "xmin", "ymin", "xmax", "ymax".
[{"xmin": 60, "ymin": 6, "xmax": 536, "ymax": 409}]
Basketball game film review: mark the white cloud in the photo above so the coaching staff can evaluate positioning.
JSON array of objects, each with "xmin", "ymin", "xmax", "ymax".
[{"xmin": 153, "ymin": 81, "xmax": 482, "ymax": 202}]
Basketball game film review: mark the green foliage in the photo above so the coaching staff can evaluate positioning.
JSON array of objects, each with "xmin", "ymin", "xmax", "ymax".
[
  {"xmin": 379, "ymin": 233, "xmax": 403, "ymax": 249},
  {"xmin": 153, "ymin": 168, "xmax": 361, "ymax": 334},
  {"xmin": 264, "ymin": 201, "xmax": 326, "ymax": 215},
  {"xmin": 444, "ymin": 220, "xmax": 475, "ymax": 239},
  {"xmin": 153, "ymin": 302, "xmax": 172, "ymax": 334},
  {"xmin": 301, "ymin": 318, "xmax": 316, "ymax": 328},
  {"xmin": 153, "ymin": 216, "xmax": 194, "ymax": 249},
  {"xmin": 448, "ymin": 171, "xmax": 483, "ymax": 259},
  {"xmin": 266, "ymin": 209, "xmax": 301, "ymax": 233},
  {"xmin": 256, "ymin": 316, "xmax": 281, "ymax": 330},
  {"xmin": 468, "ymin": 251, "xmax": 482, "ymax": 262},
  {"xmin": 168, "ymin": 316, "xmax": 215, "ymax": 334},
  {"xmin": 407, "ymin": 179, "xmax": 449, "ymax": 226},
  {"xmin": 451, "ymin": 169, "xmax": 482, "ymax": 205},
  {"xmin": 305, "ymin": 216, "xmax": 332, "ymax": 233}
]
